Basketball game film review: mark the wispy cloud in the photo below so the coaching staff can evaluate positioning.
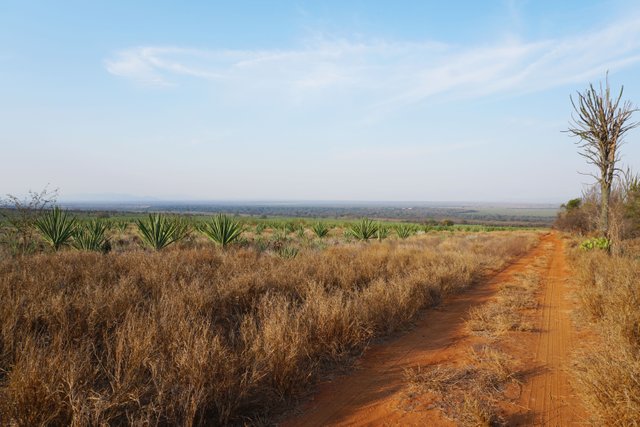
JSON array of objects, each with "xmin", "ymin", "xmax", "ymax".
[{"xmin": 105, "ymin": 16, "xmax": 640, "ymax": 113}]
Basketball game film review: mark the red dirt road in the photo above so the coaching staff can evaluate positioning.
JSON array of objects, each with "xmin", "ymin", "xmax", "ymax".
[
  {"xmin": 513, "ymin": 234, "xmax": 585, "ymax": 425},
  {"xmin": 281, "ymin": 232, "xmax": 584, "ymax": 426}
]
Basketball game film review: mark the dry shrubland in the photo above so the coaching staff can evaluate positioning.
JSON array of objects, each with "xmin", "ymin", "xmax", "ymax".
[
  {"xmin": 0, "ymin": 232, "xmax": 536, "ymax": 425},
  {"xmin": 569, "ymin": 242, "xmax": 640, "ymax": 425}
]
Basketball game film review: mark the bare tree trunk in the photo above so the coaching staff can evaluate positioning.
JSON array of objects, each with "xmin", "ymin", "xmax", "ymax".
[
  {"xmin": 567, "ymin": 75, "xmax": 638, "ymax": 249},
  {"xmin": 600, "ymin": 180, "xmax": 610, "ymax": 239}
]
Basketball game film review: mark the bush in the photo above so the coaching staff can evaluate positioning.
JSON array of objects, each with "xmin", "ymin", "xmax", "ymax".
[
  {"xmin": 276, "ymin": 245, "xmax": 299, "ymax": 259},
  {"xmin": 34, "ymin": 207, "xmax": 77, "ymax": 251},
  {"xmin": 311, "ymin": 222, "xmax": 329, "ymax": 238},
  {"xmin": 137, "ymin": 213, "xmax": 189, "ymax": 250},
  {"xmin": 347, "ymin": 218, "xmax": 378, "ymax": 241},
  {"xmin": 199, "ymin": 214, "xmax": 243, "ymax": 248},
  {"xmin": 376, "ymin": 225, "xmax": 390, "ymax": 241},
  {"xmin": 73, "ymin": 219, "xmax": 110, "ymax": 252},
  {"xmin": 579, "ymin": 237, "xmax": 610, "ymax": 251},
  {"xmin": 395, "ymin": 224, "xmax": 415, "ymax": 239}
]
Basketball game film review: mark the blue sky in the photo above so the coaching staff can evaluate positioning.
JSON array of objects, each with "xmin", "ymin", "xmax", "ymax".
[{"xmin": 2, "ymin": 0, "xmax": 640, "ymax": 202}]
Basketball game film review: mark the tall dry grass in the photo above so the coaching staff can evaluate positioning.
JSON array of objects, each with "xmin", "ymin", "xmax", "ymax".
[
  {"xmin": 0, "ymin": 232, "xmax": 536, "ymax": 425},
  {"xmin": 569, "ymin": 241, "xmax": 640, "ymax": 425},
  {"xmin": 404, "ymin": 248, "xmax": 546, "ymax": 426}
]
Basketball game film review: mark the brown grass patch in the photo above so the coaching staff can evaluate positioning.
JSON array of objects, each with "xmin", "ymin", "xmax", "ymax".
[
  {"xmin": 569, "ymin": 246, "xmax": 640, "ymax": 425},
  {"xmin": 0, "ymin": 232, "xmax": 537, "ymax": 425},
  {"xmin": 405, "ymin": 346, "xmax": 519, "ymax": 426},
  {"xmin": 466, "ymin": 266, "xmax": 543, "ymax": 339},
  {"xmin": 466, "ymin": 302, "xmax": 535, "ymax": 338}
]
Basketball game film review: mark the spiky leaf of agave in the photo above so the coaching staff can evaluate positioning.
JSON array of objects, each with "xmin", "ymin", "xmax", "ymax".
[
  {"xmin": 347, "ymin": 218, "xmax": 379, "ymax": 241},
  {"xmin": 34, "ymin": 207, "xmax": 77, "ymax": 251},
  {"xmin": 277, "ymin": 245, "xmax": 299, "ymax": 259},
  {"xmin": 395, "ymin": 225, "xmax": 415, "ymax": 239},
  {"xmin": 73, "ymin": 219, "xmax": 110, "ymax": 251},
  {"xmin": 311, "ymin": 222, "xmax": 329, "ymax": 238},
  {"xmin": 136, "ymin": 214, "xmax": 186, "ymax": 250},
  {"xmin": 200, "ymin": 214, "xmax": 243, "ymax": 248},
  {"xmin": 377, "ymin": 225, "xmax": 390, "ymax": 241}
]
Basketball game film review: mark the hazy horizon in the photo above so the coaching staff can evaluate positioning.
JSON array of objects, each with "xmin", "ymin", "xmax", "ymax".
[
  {"xmin": 57, "ymin": 194, "xmax": 562, "ymax": 206},
  {"xmin": 2, "ymin": 1, "xmax": 640, "ymax": 202}
]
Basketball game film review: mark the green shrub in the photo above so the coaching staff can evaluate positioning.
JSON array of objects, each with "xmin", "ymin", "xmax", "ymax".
[
  {"xmin": 283, "ymin": 222, "xmax": 295, "ymax": 234},
  {"xmin": 200, "ymin": 214, "xmax": 244, "ymax": 248},
  {"xmin": 580, "ymin": 237, "xmax": 611, "ymax": 251},
  {"xmin": 277, "ymin": 245, "xmax": 299, "ymax": 259},
  {"xmin": 376, "ymin": 225, "xmax": 390, "ymax": 241},
  {"xmin": 137, "ymin": 214, "xmax": 188, "ymax": 250},
  {"xmin": 34, "ymin": 207, "xmax": 77, "ymax": 251},
  {"xmin": 73, "ymin": 219, "xmax": 110, "ymax": 252},
  {"xmin": 311, "ymin": 222, "xmax": 329, "ymax": 238},
  {"xmin": 395, "ymin": 224, "xmax": 415, "ymax": 239},
  {"xmin": 347, "ymin": 218, "xmax": 378, "ymax": 241}
]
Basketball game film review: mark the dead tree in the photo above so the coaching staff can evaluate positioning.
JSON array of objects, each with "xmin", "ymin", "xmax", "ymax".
[
  {"xmin": 0, "ymin": 186, "xmax": 58, "ymax": 255},
  {"xmin": 567, "ymin": 75, "xmax": 638, "ymax": 240}
]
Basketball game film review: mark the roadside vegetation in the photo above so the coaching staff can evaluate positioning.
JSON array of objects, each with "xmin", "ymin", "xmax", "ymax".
[
  {"xmin": 558, "ymin": 75, "xmax": 640, "ymax": 425},
  {"xmin": 568, "ymin": 242, "xmax": 640, "ymax": 424}
]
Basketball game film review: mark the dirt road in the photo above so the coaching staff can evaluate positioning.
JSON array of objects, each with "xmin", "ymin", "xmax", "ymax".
[
  {"xmin": 282, "ymin": 232, "xmax": 584, "ymax": 426},
  {"xmin": 513, "ymin": 234, "xmax": 585, "ymax": 425}
]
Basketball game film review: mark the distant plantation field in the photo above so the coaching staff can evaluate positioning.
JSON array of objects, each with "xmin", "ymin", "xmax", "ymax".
[{"xmin": 56, "ymin": 200, "xmax": 559, "ymax": 227}]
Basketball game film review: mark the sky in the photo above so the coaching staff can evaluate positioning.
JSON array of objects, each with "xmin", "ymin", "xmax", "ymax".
[{"xmin": 2, "ymin": 0, "xmax": 640, "ymax": 203}]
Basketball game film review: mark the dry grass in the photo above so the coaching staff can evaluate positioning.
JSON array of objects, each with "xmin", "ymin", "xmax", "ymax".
[
  {"xmin": 466, "ymin": 303, "xmax": 524, "ymax": 337},
  {"xmin": 499, "ymin": 272, "xmax": 540, "ymax": 310},
  {"xmin": 405, "ymin": 346, "xmax": 518, "ymax": 426},
  {"xmin": 0, "ymin": 232, "xmax": 537, "ymax": 425},
  {"xmin": 569, "ymin": 244, "xmax": 640, "ymax": 426},
  {"xmin": 465, "ymin": 266, "xmax": 542, "ymax": 339},
  {"xmin": 404, "ymin": 250, "xmax": 545, "ymax": 425}
]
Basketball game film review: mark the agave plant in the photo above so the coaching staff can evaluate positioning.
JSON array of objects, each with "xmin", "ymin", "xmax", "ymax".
[
  {"xmin": 395, "ymin": 224, "xmax": 415, "ymax": 239},
  {"xmin": 282, "ymin": 222, "xmax": 295, "ymax": 235},
  {"xmin": 73, "ymin": 219, "xmax": 110, "ymax": 252},
  {"xmin": 272, "ymin": 228, "xmax": 289, "ymax": 243},
  {"xmin": 200, "ymin": 214, "xmax": 243, "ymax": 248},
  {"xmin": 34, "ymin": 207, "xmax": 77, "ymax": 251},
  {"xmin": 116, "ymin": 221, "xmax": 129, "ymax": 232},
  {"xmin": 311, "ymin": 222, "xmax": 329, "ymax": 238},
  {"xmin": 137, "ymin": 213, "xmax": 188, "ymax": 250},
  {"xmin": 376, "ymin": 225, "xmax": 390, "ymax": 241},
  {"xmin": 277, "ymin": 245, "xmax": 299, "ymax": 259},
  {"xmin": 347, "ymin": 218, "xmax": 379, "ymax": 241},
  {"xmin": 255, "ymin": 223, "xmax": 266, "ymax": 235}
]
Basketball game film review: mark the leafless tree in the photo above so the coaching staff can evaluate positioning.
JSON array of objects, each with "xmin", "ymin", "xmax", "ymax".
[
  {"xmin": 0, "ymin": 186, "xmax": 58, "ymax": 255},
  {"xmin": 567, "ymin": 74, "xmax": 638, "ymax": 239}
]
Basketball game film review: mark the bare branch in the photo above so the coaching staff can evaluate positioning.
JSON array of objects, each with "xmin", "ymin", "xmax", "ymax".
[{"xmin": 566, "ymin": 73, "xmax": 638, "ymax": 239}]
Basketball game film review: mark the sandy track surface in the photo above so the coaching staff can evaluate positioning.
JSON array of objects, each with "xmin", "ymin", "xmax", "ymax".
[
  {"xmin": 282, "ymin": 233, "xmax": 582, "ymax": 426},
  {"xmin": 513, "ymin": 234, "xmax": 585, "ymax": 425}
]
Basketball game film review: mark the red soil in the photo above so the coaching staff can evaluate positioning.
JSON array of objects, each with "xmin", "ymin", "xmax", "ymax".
[{"xmin": 282, "ymin": 232, "xmax": 585, "ymax": 426}]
